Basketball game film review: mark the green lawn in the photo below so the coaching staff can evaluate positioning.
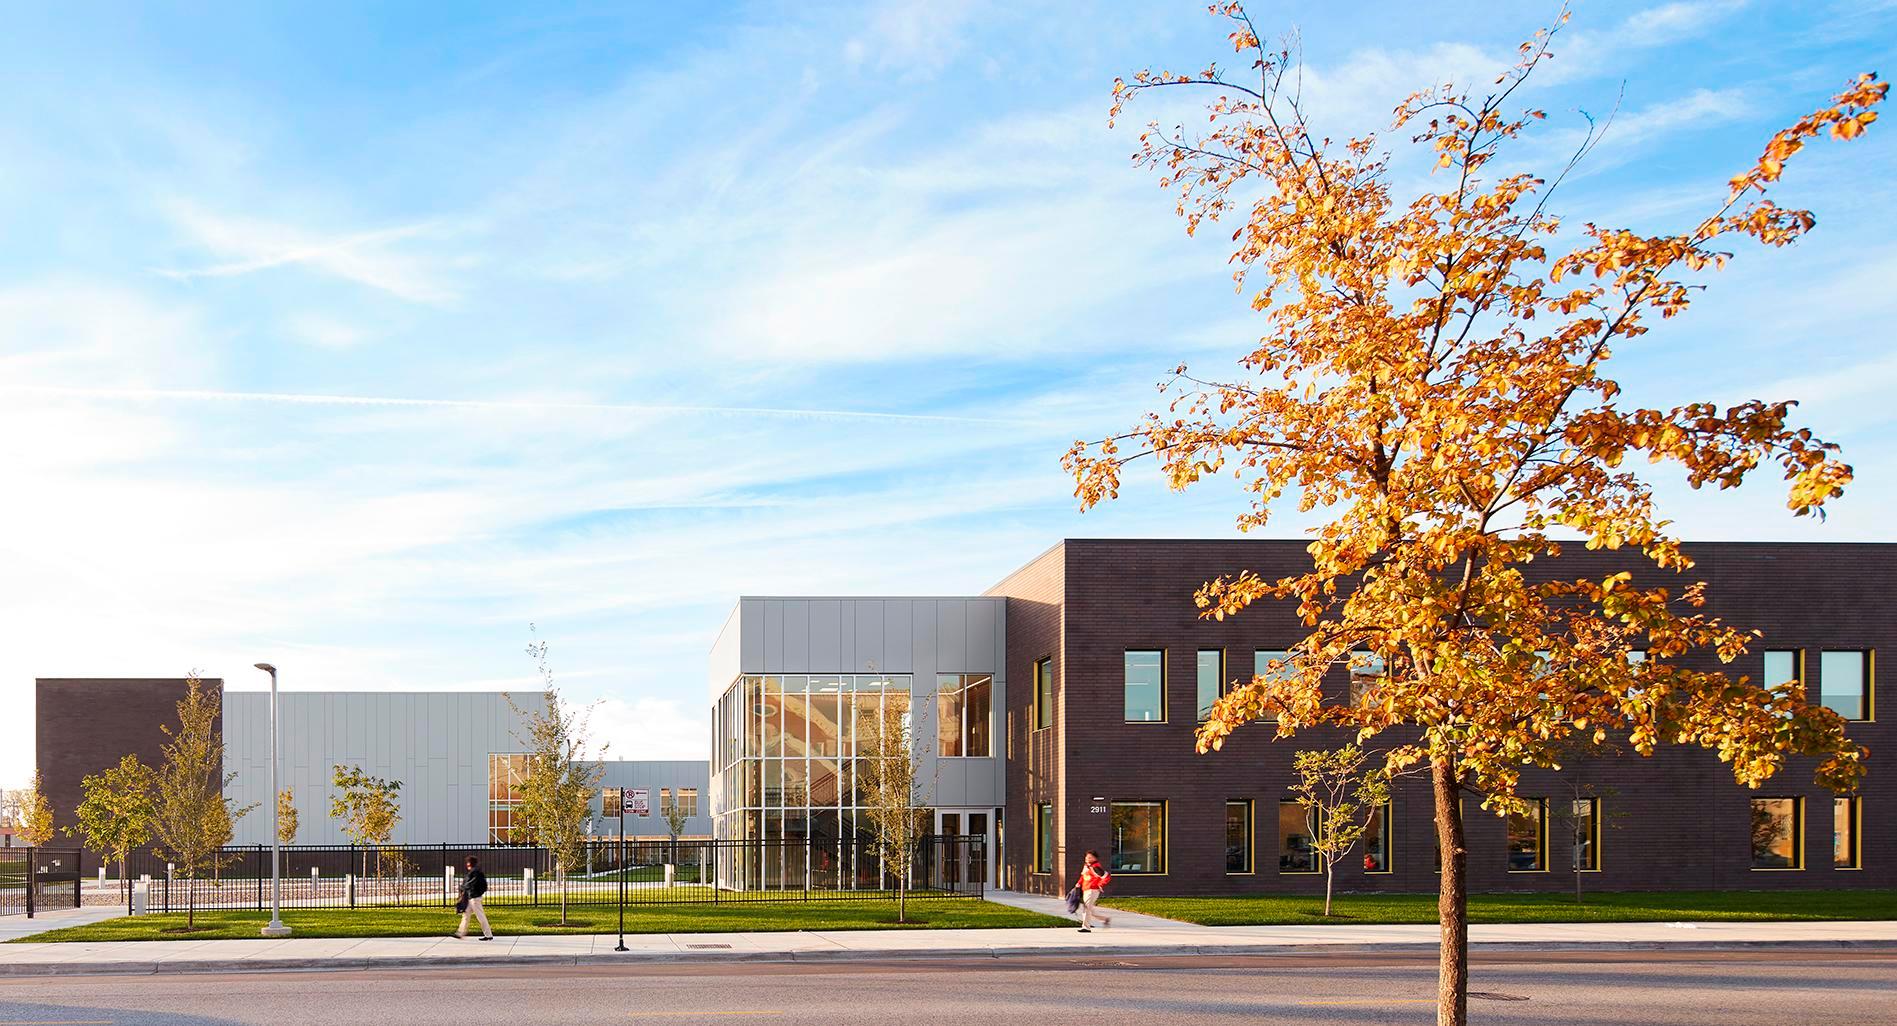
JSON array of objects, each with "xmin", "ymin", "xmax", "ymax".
[
  {"xmin": 18, "ymin": 898, "xmax": 1067, "ymax": 942},
  {"xmin": 1105, "ymin": 889, "xmax": 1897, "ymax": 926}
]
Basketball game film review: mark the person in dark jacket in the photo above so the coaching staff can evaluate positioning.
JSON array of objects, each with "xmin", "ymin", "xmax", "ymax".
[{"xmin": 455, "ymin": 856, "xmax": 493, "ymax": 940}]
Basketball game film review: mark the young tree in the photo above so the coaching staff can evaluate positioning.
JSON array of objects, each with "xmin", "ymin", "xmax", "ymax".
[
  {"xmin": 1288, "ymin": 745, "xmax": 1390, "ymax": 917},
  {"xmin": 329, "ymin": 765, "xmax": 402, "ymax": 879},
  {"xmin": 1071, "ymin": 8, "xmax": 1880, "ymax": 1023},
  {"xmin": 276, "ymin": 788, "xmax": 300, "ymax": 846},
  {"xmin": 661, "ymin": 790, "xmax": 690, "ymax": 869},
  {"xmin": 150, "ymin": 674, "xmax": 253, "ymax": 929},
  {"xmin": 16, "ymin": 770, "xmax": 56, "ymax": 847},
  {"xmin": 856, "ymin": 699, "xmax": 928, "ymax": 923},
  {"xmin": 510, "ymin": 625, "xmax": 606, "ymax": 925},
  {"xmin": 70, "ymin": 754, "xmax": 156, "ymax": 892}
]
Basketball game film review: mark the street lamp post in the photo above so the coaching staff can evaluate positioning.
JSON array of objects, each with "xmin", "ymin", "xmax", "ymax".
[
  {"xmin": 605, "ymin": 788, "xmax": 628, "ymax": 952},
  {"xmin": 256, "ymin": 663, "xmax": 291, "ymax": 938}
]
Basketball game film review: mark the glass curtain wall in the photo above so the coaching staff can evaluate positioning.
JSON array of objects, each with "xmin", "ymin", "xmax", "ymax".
[{"xmin": 712, "ymin": 673, "xmax": 914, "ymax": 889}]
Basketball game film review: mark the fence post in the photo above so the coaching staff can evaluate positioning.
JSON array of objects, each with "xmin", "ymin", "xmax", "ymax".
[
  {"xmin": 24, "ymin": 849, "xmax": 33, "ymax": 919},
  {"xmin": 256, "ymin": 845, "xmax": 263, "ymax": 911}
]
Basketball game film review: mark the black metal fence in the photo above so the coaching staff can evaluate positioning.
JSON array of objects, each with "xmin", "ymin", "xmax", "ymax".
[
  {"xmin": 119, "ymin": 836, "xmax": 984, "ymax": 914},
  {"xmin": 0, "ymin": 847, "xmax": 83, "ymax": 918}
]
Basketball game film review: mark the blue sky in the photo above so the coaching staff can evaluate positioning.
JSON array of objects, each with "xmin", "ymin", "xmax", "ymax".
[{"xmin": 4, "ymin": 0, "xmax": 1894, "ymax": 782}]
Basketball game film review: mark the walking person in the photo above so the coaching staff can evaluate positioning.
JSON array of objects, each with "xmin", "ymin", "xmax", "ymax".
[
  {"xmin": 1075, "ymin": 850, "xmax": 1112, "ymax": 933},
  {"xmin": 454, "ymin": 855, "xmax": 494, "ymax": 941}
]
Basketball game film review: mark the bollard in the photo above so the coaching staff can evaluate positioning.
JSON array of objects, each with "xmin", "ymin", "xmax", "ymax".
[
  {"xmin": 525, "ymin": 867, "xmax": 536, "ymax": 904},
  {"xmin": 346, "ymin": 874, "xmax": 356, "ymax": 907},
  {"xmin": 444, "ymin": 865, "xmax": 454, "ymax": 906},
  {"xmin": 132, "ymin": 881, "xmax": 149, "ymax": 917},
  {"xmin": 312, "ymin": 865, "xmax": 320, "ymax": 898},
  {"xmin": 98, "ymin": 867, "xmax": 107, "ymax": 886},
  {"xmin": 664, "ymin": 863, "xmax": 675, "ymax": 887}
]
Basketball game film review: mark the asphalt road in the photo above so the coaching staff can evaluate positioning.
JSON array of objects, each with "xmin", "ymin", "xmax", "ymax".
[{"xmin": 2, "ymin": 950, "xmax": 1893, "ymax": 1025}]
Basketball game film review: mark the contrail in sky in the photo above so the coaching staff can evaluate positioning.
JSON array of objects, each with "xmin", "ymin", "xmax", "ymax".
[{"xmin": 6, "ymin": 384, "xmax": 1034, "ymax": 427}]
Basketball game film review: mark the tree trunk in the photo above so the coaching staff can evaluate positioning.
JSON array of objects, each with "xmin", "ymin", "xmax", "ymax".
[
  {"xmin": 1574, "ymin": 827, "xmax": 1584, "ymax": 905},
  {"xmin": 898, "ymin": 874, "xmax": 907, "ymax": 924},
  {"xmin": 1324, "ymin": 863, "xmax": 1335, "ymax": 917},
  {"xmin": 1433, "ymin": 757, "xmax": 1468, "ymax": 1026},
  {"xmin": 559, "ymin": 865, "xmax": 569, "ymax": 926}
]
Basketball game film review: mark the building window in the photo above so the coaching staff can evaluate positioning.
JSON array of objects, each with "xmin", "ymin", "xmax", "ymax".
[
  {"xmin": 1033, "ymin": 658, "xmax": 1053, "ymax": 731},
  {"xmin": 488, "ymin": 753, "xmax": 530, "ymax": 844},
  {"xmin": 936, "ymin": 674, "xmax": 993, "ymax": 757},
  {"xmin": 1508, "ymin": 799, "xmax": 1547, "ymax": 872},
  {"xmin": 1278, "ymin": 800, "xmax": 1320, "ymax": 873},
  {"xmin": 1820, "ymin": 650, "xmax": 1872, "ymax": 722},
  {"xmin": 1255, "ymin": 650, "xmax": 1291, "ymax": 720},
  {"xmin": 1349, "ymin": 652, "xmax": 1386, "ymax": 706},
  {"xmin": 1571, "ymin": 797, "xmax": 1601, "ymax": 872},
  {"xmin": 1197, "ymin": 649, "xmax": 1225, "ymax": 722},
  {"xmin": 1124, "ymin": 651, "xmax": 1166, "ymax": 723},
  {"xmin": 1835, "ymin": 797, "xmax": 1860, "ymax": 870},
  {"xmin": 1364, "ymin": 801, "xmax": 1392, "ymax": 873},
  {"xmin": 1225, "ymin": 800, "xmax": 1253, "ymax": 874},
  {"xmin": 1764, "ymin": 649, "xmax": 1802, "ymax": 687},
  {"xmin": 1109, "ymin": 801, "xmax": 1166, "ymax": 874},
  {"xmin": 1033, "ymin": 803, "xmax": 1054, "ymax": 873},
  {"xmin": 1750, "ymin": 797, "xmax": 1803, "ymax": 870},
  {"xmin": 661, "ymin": 787, "xmax": 698, "ymax": 819}
]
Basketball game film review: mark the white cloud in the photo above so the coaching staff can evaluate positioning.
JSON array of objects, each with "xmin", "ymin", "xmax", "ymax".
[
  {"xmin": 156, "ymin": 201, "xmax": 464, "ymax": 304},
  {"xmin": 284, "ymin": 312, "xmax": 372, "ymax": 350},
  {"xmin": 1619, "ymin": 0, "xmax": 1750, "ymax": 47},
  {"xmin": 842, "ymin": 0, "xmax": 984, "ymax": 77}
]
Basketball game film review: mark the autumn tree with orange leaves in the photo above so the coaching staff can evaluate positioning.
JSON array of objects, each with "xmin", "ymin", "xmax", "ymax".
[{"xmin": 1067, "ymin": 6, "xmax": 1882, "ymax": 1025}]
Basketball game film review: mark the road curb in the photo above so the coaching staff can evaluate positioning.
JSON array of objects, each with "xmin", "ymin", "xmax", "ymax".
[{"xmin": 4, "ymin": 937, "xmax": 1895, "ymax": 977}]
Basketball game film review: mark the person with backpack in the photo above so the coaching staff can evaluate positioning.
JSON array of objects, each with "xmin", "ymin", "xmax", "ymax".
[
  {"xmin": 454, "ymin": 855, "xmax": 493, "ymax": 941},
  {"xmin": 1074, "ymin": 850, "xmax": 1113, "ymax": 932}
]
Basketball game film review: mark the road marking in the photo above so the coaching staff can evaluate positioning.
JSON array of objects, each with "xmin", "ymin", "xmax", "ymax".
[
  {"xmin": 0, "ymin": 1021, "xmax": 117, "ymax": 1025},
  {"xmin": 1296, "ymin": 998, "xmax": 1437, "ymax": 1006},
  {"xmin": 629, "ymin": 1014, "xmax": 783, "ymax": 1019}
]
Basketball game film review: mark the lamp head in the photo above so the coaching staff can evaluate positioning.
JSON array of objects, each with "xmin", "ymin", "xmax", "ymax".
[{"xmin": 254, "ymin": 663, "xmax": 277, "ymax": 674}]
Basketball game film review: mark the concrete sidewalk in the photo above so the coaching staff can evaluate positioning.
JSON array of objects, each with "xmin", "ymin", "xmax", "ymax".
[
  {"xmin": 3, "ymin": 912, "xmax": 1894, "ymax": 977},
  {"xmin": 0, "ymin": 905, "xmax": 126, "ymax": 944}
]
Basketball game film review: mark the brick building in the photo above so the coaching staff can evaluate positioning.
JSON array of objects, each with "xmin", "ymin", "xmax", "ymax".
[
  {"xmin": 713, "ymin": 539, "xmax": 1885, "ymax": 896},
  {"xmin": 985, "ymin": 539, "xmax": 1886, "ymax": 895}
]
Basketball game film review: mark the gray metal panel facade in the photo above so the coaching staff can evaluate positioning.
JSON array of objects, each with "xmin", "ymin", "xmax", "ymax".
[
  {"xmin": 224, "ymin": 691, "xmax": 529, "ymax": 846},
  {"xmin": 593, "ymin": 760, "xmax": 714, "ymax": 838},
  {"xmin": 223, "ymin": 693, "xmax": 713, "ymax": 846}
]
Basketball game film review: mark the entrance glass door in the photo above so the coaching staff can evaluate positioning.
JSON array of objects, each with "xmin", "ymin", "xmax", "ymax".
[{"xmin": 933, "ymin": 809, "xmax": 994, "ymax": 889}]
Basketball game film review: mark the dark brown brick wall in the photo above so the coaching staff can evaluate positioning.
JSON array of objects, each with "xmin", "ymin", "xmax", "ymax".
[
  {"xmin": 34, "ymin": 678, "xmax": 222, "ymax": 867},
  {"xmin": 1001, "ymin": 540, "xmax": 1891, "ymax": 896}
]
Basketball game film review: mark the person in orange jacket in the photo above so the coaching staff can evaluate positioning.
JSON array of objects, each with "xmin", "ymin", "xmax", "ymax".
[{"xmin": 1075, "ymin": 850, "xmax": 1113, "ymax": 932}]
